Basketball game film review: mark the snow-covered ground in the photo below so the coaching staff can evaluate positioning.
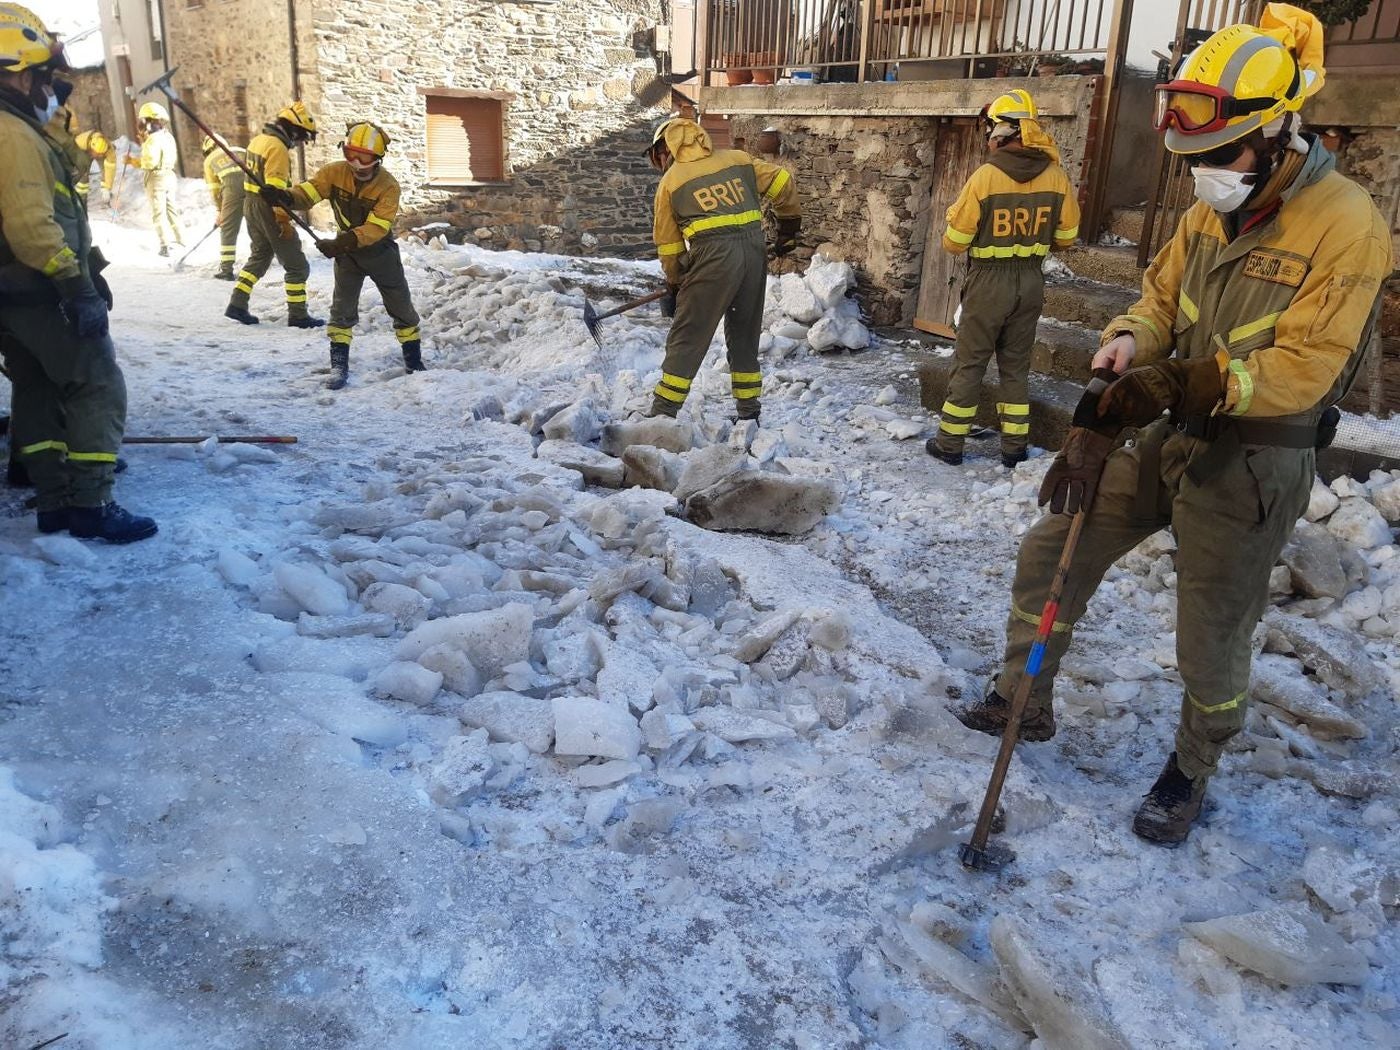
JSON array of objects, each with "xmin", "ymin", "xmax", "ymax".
[{"xmin": 2, "ymin": 186, "xmax": 1397, "ymax": 1050}]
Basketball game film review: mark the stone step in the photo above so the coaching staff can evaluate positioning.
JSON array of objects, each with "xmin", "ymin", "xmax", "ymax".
[
  {"xmin": 917, "ymin": 356, "xmax": 1083, "ymax": 452},
  {"xmin": 1042, "ymin": 278, "xmax": 1138, "ymax": 333},
  {"xmin": 1055, "ymin": 245, "xmax": 1143, "ymax": 289},
  {"xmin": 1032, "ymin": 320, "xmax": 1100, "ymax": 384},
  {"xmin": 1106, "ymin": 205, "xmax": 1146, "ymax": 246}
]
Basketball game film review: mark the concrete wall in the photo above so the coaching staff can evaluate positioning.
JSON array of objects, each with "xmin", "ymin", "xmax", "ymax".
[
  {"xmin": 66, "ymin": 65, "xmax": 117, "ymax": 139},
  {"xmin": 304, "ymin": 0, "xmax": 671, "ymax": 256},
  {"xmin": 98, "ymin": 0, "xmax": 166, "ymax": 141},
  {"xmin": 701, "ymin": 77, "xmax": 1099, "ymax": 326}
]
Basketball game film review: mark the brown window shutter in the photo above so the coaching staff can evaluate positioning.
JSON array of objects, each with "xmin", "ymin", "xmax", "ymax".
[{"xmin": 426, "ymin": 94, "xmax": 506, "ymax": 183}]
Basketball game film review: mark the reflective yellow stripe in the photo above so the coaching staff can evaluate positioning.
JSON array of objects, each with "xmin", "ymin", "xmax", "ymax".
[
  {"xmin": 653, "ymin": 384, "xmax": 687, "ymax": 403},
  {"xmin": 1011, "ymin": 601, "xmax": 1071, "ymax": 633},
  {"xmin": 997, "ymin": 402, "xmax": 1030, "ymax": 416},
  {"xmin": 1178, "ymin": 292, "xmax": 1199, "ymax": 325},
  {"xmin": 1056, "ymin": 225, "xmax": 1079, "ymax": 241},
  {"xmin": 1188, "ymin": 690, "xmax": 1244, "ymax": 714},
  {"xmin": 969, "ymin": 243, "xmax": 1050, "ymax": 259},
  {"xmin": 1227, "ymin": 312, "xmax": 1282, "ymax": 346},
  {"xmin": 939, "ymin": 401, "xmax": 977, "ymax": 419},
  {"xmin": 42, "ymin": 246, "xmax": 76, "ymax": 277},
  {"xmin": 763, "ymin": 167, "xmax": 790, "ymax": 201},
  {"xmin": 20, "ymin": 439, "xmax": 67, "ymax": 456},
  {"xmin": 657, "ymin": 241, "xmax": 685, "ymax": 257},
  {"xmin": 1001, "ymin": 422, "xmax": 1030, "ymax": 435},
  {"xmin": 1227, "ymin": 359, "xmax": 1254, "ymax": 416},
  {"xmin": 731, "ymin": 371, "xmax": 761, "ymax": 383},
  {"xmin": 234, "ymin": 280, "xmax": 255, "ymax": 294},
  {"xmin": 395, "ymin": 326, "xmax": 420, "ymax": 343},
  {"xmin": 68, "ymin": 451, "xmax": 118, "ymax": 463},
  {"xmin": 220, "ymin": 246, "xmax": 237, "ymax": 256},
  {"xmin": 244, "ymin": 182, "xmax": 261, "ymax": 193},
  {"xmin": 661, "ymin": 372, "xmax": 692, "ymax": 391},
  {"xmin": 733, "ymin": 389, "xmax": 761, "ymax": 400},
  {"xmin": 681, "ymin": 209, "xmax": 762, "ymax": 239},
  {"xmin": 939, "ymin": 420, "xmax": 972, "ymax": 436},
  {"xmin": 265, "ymin": 176, "xmax": 288, "ymax": 189},
  {"xmin": 286, "ymin": 295, "xmax": 308, "ymax": 304},
  {"xmin": 285, "ymin": 283, "xmax": 306, "ymax": 292},
  {"xmin": 1122, "ymin": 314, "xmax": 1162, "ymax": 342},
  {"xmin": 367, "ymin": 214, "xmax": 391, "ymax": 230},
  {"xmin": 54, "ymin": 181, "xmax": 72, "ymax": 198},
  {"xmin": 298, "ymin": 181, "xmax": 322, "ymax": 204},
  {"xmin": 943, "ymin": 225, "xmax": 975, "ymax": 246}
]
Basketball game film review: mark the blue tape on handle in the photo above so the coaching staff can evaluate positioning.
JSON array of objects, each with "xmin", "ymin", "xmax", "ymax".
[{"xmin": 1026, "ymin": 641, "xmax": 1047, "ymax": 678}]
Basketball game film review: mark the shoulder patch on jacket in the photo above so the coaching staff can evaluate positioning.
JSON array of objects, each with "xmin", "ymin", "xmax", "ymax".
[{"xmin": 1242, "ymin": 249, "xmax": 1307, "ymax": 288}]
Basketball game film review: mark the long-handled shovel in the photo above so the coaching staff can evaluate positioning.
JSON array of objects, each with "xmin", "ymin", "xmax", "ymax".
[
  {"xmin": 582, "ymin": 288, "xmax": 671, "ymax": 349},
  {"xmin": 122, "ymin": 435, "xmax": 298, "ymax": 445},
  {"xmin": 959, "ymin": 369, "xmax": 1117, "ymax": 873},
  {"xmin": 172, "ymin": 226, "xmax": 218, "ymax": 272}
]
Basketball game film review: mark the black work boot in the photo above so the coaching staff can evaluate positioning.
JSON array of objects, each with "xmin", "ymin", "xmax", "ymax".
[
  {"xmin": 214, "ymin": 269, "xmax": 235, "ymax": 281},
  {"xmin": 953, "ymin": 686, "xmax": 1056, "ymax": 742},
  {"xmin": 288, "ymin": 314, "xmax": 326, "ymax": 330},
  {"xmin": 36, "ymin": 508, "xmax": 68, "ymax": 534},
  {"xmin": 68, "ymin": 502, "xmax": 158, "ymax": 544},
  {"xmin": 158, "ymin": 245, "xmax": 170, "ymax": 257},
  {"xmin": 225, "ymin": 304, "xmax": 259, "ymax": 325},
  {"xmin": 1001, "ymin": 449, "xmax": 1029, "ymax": 470},
  {"xmin": 925, "ymin": 437, "xmax": 964, "ymax": 467},
  {"xmin": 400, "ymin": 340, "xmax": 425, "ymax": 373},
  {"xmin": 325, "ymin": 344, "xmax": 350, "ymax": 391},
  {"xmin": 1132, "ymin": 753, "xmax": 1208, "ymax": 845}
]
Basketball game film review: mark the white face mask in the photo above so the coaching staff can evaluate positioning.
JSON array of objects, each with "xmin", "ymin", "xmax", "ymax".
[
  {"xmin": 1191, "ymin": 166, "xmax": 1254, "ymax": 213},
  {"xmin": 33, "ymin": 86, "xmax": 58, "ymax": 125}
]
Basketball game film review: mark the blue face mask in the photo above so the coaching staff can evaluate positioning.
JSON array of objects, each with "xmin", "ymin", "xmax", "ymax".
[{"xmin": 34, "ymin": 89, "xmax": 58, "ymax": 125}]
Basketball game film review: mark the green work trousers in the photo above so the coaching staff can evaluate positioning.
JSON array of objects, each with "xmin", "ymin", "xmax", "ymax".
[
  {"xmin": 327, "ymin": 239, "xmax": 420, "ymax": 352},
  {"xmin": 230, "ymin": 197, "xmax": 312, "ymax": 320},
  {"xmin": 993, "ymin": 420, "xmax": 1313, "ymax": 782},
  {"xmin": 216, "ymin": 173, "xmax": 245, "ymax": 276},
  {"xmin": 937, "ymin": 260, "xmax": 1044, "ymax": 457},
  {"xmin": 144, "ymin": 169, "xmax": 184, "ymax": 250},
  {"xmin": 0, "ymin": 302, "xmax": 126, "ymax": 511},
  {"xmin": 652, "ymin": 225, "xmax": 766, "ymax": 420}
]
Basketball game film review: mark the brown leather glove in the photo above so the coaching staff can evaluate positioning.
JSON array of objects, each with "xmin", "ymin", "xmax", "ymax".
[
  {"xmin": 316, "ymin": 230, "xmax": 359, "ymax": 258},
  {"xmin": 1097, "ymin": 354, "xmax": 1226, "ymax": 428},
  {"xmin": 1039, "ymin": 426, "xmax": 1118, "ymax": 515}
]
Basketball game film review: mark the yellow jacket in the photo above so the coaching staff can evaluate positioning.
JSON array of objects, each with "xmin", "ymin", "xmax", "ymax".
[
  {"xmin": 0, "ymin": 104, "xmax": 88, "ymax": 281},
  {"xmin": 652, "ymin": 120, "xmax": 799, "ymax": 286},
  {"xmin": 289, "ymin": 161, "xmax": 399, "ymax": 250},
  {"xmin": 44, "ymin": 106, "xmax": 89, "ymax": 181},
  {"xmin": 244, "ymin": 125, "xmax": 295, "ymax": 231},
  {"xmin": 943, "ymin": 142, "xmax": 1079, "ymax": 258},
  {"xmin": 1106, "ymin": 140, "xmax": 1393, "ymax": 419},
  {"xmin": 203, "ymin": 146, "xmax": 245, "ymax": 205},
  {"xmin": 140, "ymin": 128, "xmax": 179, "ymax": 175}
]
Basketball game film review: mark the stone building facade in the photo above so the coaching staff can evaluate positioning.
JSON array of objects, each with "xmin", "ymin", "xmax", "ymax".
[
  {"xmin": 66, "ymin": 66, "xmax": 117, "ymax": 141},
  {"xmin": 155, "ymin": 0, "xmax": 672, "ymax": 258}
]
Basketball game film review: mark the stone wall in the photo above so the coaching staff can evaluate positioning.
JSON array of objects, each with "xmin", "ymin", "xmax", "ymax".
[
  {"xmin": 66, "ymin": 66, "xmax": 117, "ymax": 140},
  {"xmin": 160, "ymin": 0, "xmax": 320, "ymax": 179},
  {"xmin": 305, "ymin": 0, "xmax": 671, "ymax": 257}
]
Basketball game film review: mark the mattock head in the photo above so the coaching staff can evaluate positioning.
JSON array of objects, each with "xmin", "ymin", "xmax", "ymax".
[
  {"xmin": 959, "ymin": 840, "xmax": 1015, "ymax": 873},
  {"xmin": 128, "ymin": 67, "xmax": 180, "ymax": 101}
]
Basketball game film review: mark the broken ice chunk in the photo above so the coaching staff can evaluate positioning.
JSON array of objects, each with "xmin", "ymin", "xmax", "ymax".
[
  {"xmin": 372, "ymin": 661, "xmax": 442, "ymax": 706},
  {"xmin": 1183, "ymin": 906, "xmax": 1370, "ymax": 986},
  {"xmin": 459, "ymin": 690, "xmax": 554, "ymax": 754},
  {"xmin": 427, "ymin": 729, "xmax": 497, "ymax": 807},
  {"xmin": 551, "ymin": 697, "xmax": 642, "ymax": 760}
]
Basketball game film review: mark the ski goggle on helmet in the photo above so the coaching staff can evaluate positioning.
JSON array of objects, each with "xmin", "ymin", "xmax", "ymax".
[{"xmin": 342, "ymin": 121, "xmax": 389, "ymax": 174}]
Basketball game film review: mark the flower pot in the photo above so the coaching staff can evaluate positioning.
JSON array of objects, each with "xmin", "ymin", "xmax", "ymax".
[
  {"xmin": 751, "ymin": 50, "xmax": 778, "ymax": 85},
  {"xmin": 724, "ymin": 53, "xmax": 753, "ymax": 86}
]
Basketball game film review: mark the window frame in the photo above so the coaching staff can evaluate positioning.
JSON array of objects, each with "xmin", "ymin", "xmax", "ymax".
[{"xmin": 418, "ymin": 87, "xmax": 513, "ymax": 188}]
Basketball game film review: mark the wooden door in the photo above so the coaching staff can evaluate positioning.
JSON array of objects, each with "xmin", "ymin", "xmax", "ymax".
[{"xmin": 914, "ymin": 117, "xmax": 983, "ymax": 338}]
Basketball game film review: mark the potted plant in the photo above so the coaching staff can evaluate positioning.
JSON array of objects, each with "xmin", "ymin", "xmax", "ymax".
[
  {"xmin": 751, "ymin": 50, "xmax": 778, "ymax": 85},
  {"xmin": 724, "ymin": 52, "xmax": 753, "ymax": 85}
]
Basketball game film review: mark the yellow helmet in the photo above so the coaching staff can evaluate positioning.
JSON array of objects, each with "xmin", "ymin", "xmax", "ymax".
[
  {"xmin": 138, "ymin": 101, "xmax": 169, "ymax": 123},
  {"xmin": 1154, "ymin": 8, "xmax": 1325, "ymax": 155},
  {"xmin": 344, "ymin": 121, "xmax": 390, "ymax": 158},
  {"xmin": 75, "ymin": 129, "xmax": 108, "ymax": 155},
  {"xmin": 983, "ymin": 89, "xmax": 1037, "ymax": 126},
  {"xmin": 277, "ymin": 100, "xmax": 316, "ymax": 136},
  {"xmin": 0, "ymin": 3, "xmax": 64, "ymax": 72}
]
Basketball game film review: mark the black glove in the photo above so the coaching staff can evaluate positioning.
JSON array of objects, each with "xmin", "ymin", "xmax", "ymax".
[
  {"xmin": 772, "ymin": 214, "xmax": 801, "ymax": 256},
  {"xmin": 55, "ymin": 275, "xmax": 109, "ymax": 338},
  {"xmin": 660, "ymin": 285, "xmax": 678, "ymax": 318},
  {"xmin": 316, "ymin": 230, "xmax": 359, "ymax": 258},
  {"xmin": 260, "ymin": 185, "xmax": 295, "ymax": 209}
]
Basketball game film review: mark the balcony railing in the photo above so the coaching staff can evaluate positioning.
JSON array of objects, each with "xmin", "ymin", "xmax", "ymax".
[{"xmin": 700, "ymin": 0, "xmax": 1120, "ymax": 85}]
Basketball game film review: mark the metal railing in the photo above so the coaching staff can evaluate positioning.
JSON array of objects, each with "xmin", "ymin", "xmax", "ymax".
[{"xmin": 700, "ymin": 0, "xmax": 1120, "ymax": 84}]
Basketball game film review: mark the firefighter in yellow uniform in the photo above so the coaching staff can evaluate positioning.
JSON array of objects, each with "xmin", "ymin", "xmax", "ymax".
[
  {"xmin": 0, "ymin": 3, "xmax": 155, "ymax": 542},
  {"xmin": 202, "ymin": 134, "xmax": 245, "ymax": 280},
  {"xmin": 137, "ymin": 101, "xmax": 184, "ymax": 255},
  {"xmin": 648, "ymin": 116, "xmax": 799, "ymax": 422},
  {"xmin": 73, "ymin": 129, "xmax": 123, "ymax": 201},
  {"xmin": 957, "ymin": 5, "xmax": 1393, "ymax": 844},
  {"xmin": 929, "ymin": 89, "xmax": 1080, "ymax": 469},
  {"xmin": 225, "ymin": 101, "xmax": 323, "ymax": 328},
  {"xmin": 264, "ymin": 121, "xmax": 422, "ymax": 389}
]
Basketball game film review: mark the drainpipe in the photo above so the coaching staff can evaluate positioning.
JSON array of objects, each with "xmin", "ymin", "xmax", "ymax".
[{"xmin": 288, "ymin": 0, "xmax": 305, "ymax": 180}]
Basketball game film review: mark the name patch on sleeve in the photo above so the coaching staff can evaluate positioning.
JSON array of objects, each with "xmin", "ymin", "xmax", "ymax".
[{"xmin": 1242, "ymin": 250, "xmax": 1307, "ymax": 288}]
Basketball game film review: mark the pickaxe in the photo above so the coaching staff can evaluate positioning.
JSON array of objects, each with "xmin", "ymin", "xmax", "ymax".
[{"xmin": 127, "ymin": 69, "xmax": 319, "ymax": 240}]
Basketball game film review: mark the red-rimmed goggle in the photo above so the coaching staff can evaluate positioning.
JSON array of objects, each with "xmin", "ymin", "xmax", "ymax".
[
  {"xmin": 342, "ymin": 145, "xmax": 379, "ymax": 168},
  {"xmin": 1152, "ymin": 81, "xmax": 1276, "ymax": 135}
]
